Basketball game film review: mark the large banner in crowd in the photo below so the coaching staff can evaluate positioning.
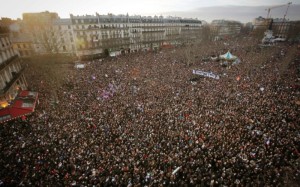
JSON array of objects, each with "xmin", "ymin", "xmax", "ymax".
[{"xmin": 192, "ymin": 70, "xmax": 220, "ymax": 80}]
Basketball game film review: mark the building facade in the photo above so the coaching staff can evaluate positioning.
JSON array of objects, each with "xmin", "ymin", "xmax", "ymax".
[
  {"xmin": 253, "ymin": 16, "xmax": 272, "ymax": 30},
  {"xmin": 10, "ymin": 21, "xmax": 35, "ymax": 57},
  {"xmin": 210, "ymin": 20, "xmax": 242, "ymax": 40},
  {"xmin": 22, "ymin": 11, "xmax": 72, "ymax": 55},
  {"xmin": 5, "ymin": 12, "xmax": 202, "ymax": 58},
  {"xmin": 271, "ymin": 18, "xmax": 291, "ymax": 38},
  {"xmin": 288, "ymin": 21, "xmax": 300, "ymax": 42},
  {"xmin": 4, "ymin": 12, "xmax": 75, "ymax": 56},
  {"xmin": 70, "ymin": 13, "xmax": 202, "ymax": 58},
  {"xmin": 0, "ymin": 18, "xmax": 35, "ymax": 58},
  {"xmin": 52, "ymin": 18, "xmax": 76, "ymax": 55},
  {"xmin": 252, "ymin": 17, "xmax": 292, "ymax": 39},
  {"xmin": 0, "ymin": 33, "xmax": 27, "ymax": 108}
]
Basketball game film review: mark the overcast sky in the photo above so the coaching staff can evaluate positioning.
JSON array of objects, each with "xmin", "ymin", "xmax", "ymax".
[{"xmin": 0, "ymin": 0, "xmax": 299, "ymax": 23}]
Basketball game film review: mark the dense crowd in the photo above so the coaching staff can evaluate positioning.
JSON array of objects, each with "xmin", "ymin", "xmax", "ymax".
[{"xmin": 1, "ymin": 38, "xmax": 300, "ymax": 186}]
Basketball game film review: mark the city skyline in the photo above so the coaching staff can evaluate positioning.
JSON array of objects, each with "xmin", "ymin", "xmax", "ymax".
[{"xmin": 0, "ymin": 0, "xmax": 299, "ymax": 23}]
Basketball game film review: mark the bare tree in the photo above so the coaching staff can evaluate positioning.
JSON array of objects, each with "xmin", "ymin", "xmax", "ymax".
[
  {"xmin": 199, "ymin": 24, "xmax": 212, "ymax": 43},
  {"xmin": 251, "ymin": 27, "xmax": 266, "ymax": 43},
  {"xmin": 23, "ymin": 17, "xmax": 65, "ymax": 54},
  {"xmin": 38, "ymin": 25, "xmax": 66, "ymax": 53}
]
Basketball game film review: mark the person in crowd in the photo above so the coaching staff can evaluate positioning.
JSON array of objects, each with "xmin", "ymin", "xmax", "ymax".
[{"xmin": 0, "ymin": 38, "xmax": 299, "ymax": 186}]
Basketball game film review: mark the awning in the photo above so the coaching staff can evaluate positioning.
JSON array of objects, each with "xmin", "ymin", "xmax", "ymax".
[{"xmin": 0, "ymin": 90, "xmax": 38, "ymax": 123}]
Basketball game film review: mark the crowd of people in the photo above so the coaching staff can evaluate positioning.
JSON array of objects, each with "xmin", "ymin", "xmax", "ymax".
[{"xmin": 0, "ymin": 37, "xmax": 300, "ymax": 186}]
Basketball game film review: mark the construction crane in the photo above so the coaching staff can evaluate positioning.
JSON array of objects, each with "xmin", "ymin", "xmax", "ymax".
[
  {"xmin": 282, "ymin": 2, "xmax": 292, "ymax": 21},
  {"xmin": 262, "ymin": 2, "xmax": 292, "ymax": 44},
  {"xmin": 278, "ymin": 2, "xmax": 292, "ymax": 37},
  {"xmin": 265, "ymin": 2, "xmax": 292, "ymax": 19}
]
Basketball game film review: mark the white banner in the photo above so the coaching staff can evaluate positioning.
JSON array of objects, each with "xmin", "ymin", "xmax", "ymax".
[
  {"xmin": 193, "ymin": 70, "xmax": 220, "ymax": 80},
  {"xmin": 75, "ymin": 64, "xmax": 85, "ymax": 69}
]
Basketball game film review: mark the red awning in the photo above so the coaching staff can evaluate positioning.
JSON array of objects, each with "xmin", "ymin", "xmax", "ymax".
[
  {"xmin": 0, "ymin": 90, "xmax": 38, "ymax": 123},
  {"xmin": 17, "ymin": 90, "xmax": 37, "ymax": 98}
]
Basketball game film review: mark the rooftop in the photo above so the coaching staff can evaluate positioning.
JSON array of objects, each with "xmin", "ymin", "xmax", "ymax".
[{"xmin": 70, "ymin": 13, "xmax": 201, "ymax": 24}]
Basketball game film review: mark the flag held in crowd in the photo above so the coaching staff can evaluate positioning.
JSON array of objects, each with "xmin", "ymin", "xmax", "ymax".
[{"xmin": 100, "ymin": 83, "xmax": 118, "ymax": 100}]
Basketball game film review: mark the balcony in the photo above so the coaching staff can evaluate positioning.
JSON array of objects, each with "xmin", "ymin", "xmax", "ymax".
[
  {"xmin": 0, "ymin": 68, "xmax": 25, "ymax": 95},
  {"xmin": 142, "ymin": 30, "xmax": 165, "ymax": 33},
  {"xmin": 87, "ymin": 25, "xmax": 100, "ymax": 30},
  {"xmin": 0, "ymin": 55, "xmax": 18, "ymax": 72}
]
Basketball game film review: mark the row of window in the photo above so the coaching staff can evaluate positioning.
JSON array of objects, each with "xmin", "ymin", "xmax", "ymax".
[
  {"xmin": 0, "ymin": 47, "xmax": 15, "ymax": 64},
  {"xmin": 78, "ymin": 35, "xmax": 168, "ymax": 50},
  {"xmin": 57, "ymin": 25, "xmax": 72, "ymax": 30},
  {"xmin": 73, "ymin": 17, "xmax": 200, "ymax": 25},
  {"xmin": 0, "ymin": 63, "xmax": 20, "ymax": 89},
  {"xmin": 78, "ymin": 39, "xmax": 133, "ymax": 50},
  {"xmin": 0, "ymin": 37, "xmax": 11, "ymax": 49},
  {"xmin": 74, "ymin": 27, "xmax": 200, "ymax": 36},
  {"xmin": 16, "ymin": 43, "xmax": 31, "ymax": 49},
  {"xmin": 19, "ymin": 50, "xmax": 32, "ymax": 56},
  {"xmin": 75, "ymin": 28, "xmax": 194, "ymax": 38},
  {"xmin": 78, "ymin": 32, "xmax": 168, "ymax": 40},
  {"xmin": 73, "ymin": 23, "xmax": 201, "ymax": 29},
  {"xmin": 60, "ymin": 36, "xmax": 74, "ymax": 43}
]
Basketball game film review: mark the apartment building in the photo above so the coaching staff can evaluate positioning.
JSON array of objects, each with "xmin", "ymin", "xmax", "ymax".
[
  {"xmin": 10, "ymin": 22, "xmax": 35, "ymax": 57},
  {"xmin": 0, "ymin": 18, "xmax": 35, "ymax": 58},
  {"xmin": 0, "ymin": 32, "xmax": 27, "ymax": 108},
  {"xmin": 20, "ymin": 11, "xmax": 63, "ymax": 54},
  {"xmin": 53, "ymin": 18, "xmax": 76, "ymax": 54},
  {"xmin": 70, "ymin": 13, "xmax": 202, "ymax": 58},
  {"xmin": 5, "ymin": 11, "xmax": 202, "ymax": 58},
  {"xmin": 5, "ymin": 12, "xmax": 76, "ymax": 56},
  {"xmin": 271, "ymin": 18, "xmax": 291, "ymax": 38},
  {"xmin": 253, "ymin": 16, "xmax": 272, "ymax": 30},
  {"xmin": 252, "ymin": 16, "xmax": 292, "ymax": 38},
  {"xmin": 210, "ymin": 20, "xmax": 242, "ymax": 40}
]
